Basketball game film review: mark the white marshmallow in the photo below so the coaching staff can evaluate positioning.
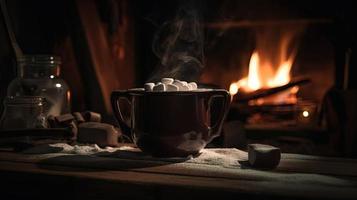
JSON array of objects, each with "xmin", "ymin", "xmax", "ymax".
[
  {"xmin": 173, "ymin": 80, "xmax": 185, "ymax": 91},
  {"xmin": 173, "ymin": 80, "xmax": 182, "ymax": 86},
  {"xmin": 174, "ymin": 80, "xmax": 191, "ymax": 91},
  {"xmin": 144, "ymin": 83, "xmax": 155, "ymax": 91},
  {"xmin": 187, "ymin": 84, "xmax": 192, "ymax": 90},
  {"xmin": 166, "ymin": 84, "xmax": 179, "ymax": 91},
  {"xmin": 153, "ymin": 83, "xmax": 166, "ymax": 91},
  {"xmin": 188, "ymin": 82, "xmax": 197, "ymax": 90},
  {"xmin": 161, "ymin": 78, "xmax": 174, "ymax": 84},
  {"xmin": 181, "ymin": 85, "xmax": 190, "ymax": 91},
  {"xmin": 145, "ymin": 80, "xmax": 195, "ymax": 92}
]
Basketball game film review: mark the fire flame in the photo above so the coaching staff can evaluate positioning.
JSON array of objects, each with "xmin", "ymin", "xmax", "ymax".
[
  {"xmin": 229, "ymin": 50, "xmax": 298, "ymax": 104},
  {"xmin": 229, "ymin": 27, "xmax": 303, "ymax": 104},
  {"xmin": 267, "ymin": 58, "xmax": 294, "ymax": 88},
  {"xmin": 230, "ymin": 50, "xmax": 295, "ymax": 95},
  {"xmin": 247, "ymin": 52, "xmax": 261, "ymax": 91}
]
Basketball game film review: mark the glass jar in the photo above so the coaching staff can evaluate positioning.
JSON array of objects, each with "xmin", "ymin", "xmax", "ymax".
[
  {"xmin": 0, "ymin": 96, "xmax": 49, "ymax": 130},
  {"xmin": 7, "ymin": 55, "xmax": 71, "ymax": 116}
]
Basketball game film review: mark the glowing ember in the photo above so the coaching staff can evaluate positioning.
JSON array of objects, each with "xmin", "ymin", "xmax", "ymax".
[
  {"xmin": 229, "ymin": 82, "xmax": 239, "ymax": 96},
  {"xmin": 302, "ymin": 110, "xmax": 309, "ymax": 118}
]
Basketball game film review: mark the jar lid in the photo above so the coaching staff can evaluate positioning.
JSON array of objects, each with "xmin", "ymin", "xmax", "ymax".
[
  {"xmin": 4, "ymin": 96, "xmax": 46, "ymax": 106},
  {"xmin": 17, "ymin": 55, "xmax": 62, "ymax": 66}
]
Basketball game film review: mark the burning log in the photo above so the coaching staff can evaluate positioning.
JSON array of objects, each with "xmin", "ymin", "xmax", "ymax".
[{"xmin": 233, "ymin": 78, "xmax": 310, "ymax": 103}]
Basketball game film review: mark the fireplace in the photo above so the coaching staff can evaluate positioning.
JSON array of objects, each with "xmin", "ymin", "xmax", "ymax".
[
  {"xmin": 201, "ymin": 1, "xmax": 336, "ymax": 124},
  {"xmin": 204, "ymin": 10, "xmax": 335, "ymax": 139}
]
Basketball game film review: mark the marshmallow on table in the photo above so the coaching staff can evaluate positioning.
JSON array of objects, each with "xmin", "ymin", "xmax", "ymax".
[
  {"xmin": 248, "ymin": 143, "xmax": 281, "ymax": 169},
  {"xmin": 144, "ymin": 83, "xmax": 155, "ymax": 91},
  {"xmin": 77, "ymin": 122, "xmax": 120, "ymax": 147},
  {"xmin": 153, "ymin": 82, "xmax": 166, "ymax": 91},
  {"xmin": 73, "ymin": 112, "xmax": 85, "ymax": 124},
  {"xmin": 55, "ymin": 113, "xmax": 74, "ymax": 124},
  {"xmin": 81, "ymin": 111, "xmax": 102, "ymax": 123}
]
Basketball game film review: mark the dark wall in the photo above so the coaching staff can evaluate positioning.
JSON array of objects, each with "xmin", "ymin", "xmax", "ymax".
[
  {"xmin": 1, "ymin": 0, "xmax": 357, "ymax": 114},
  {"xmin": 1, "ymin": 0, "xmax": 135, "ymax": 117}
]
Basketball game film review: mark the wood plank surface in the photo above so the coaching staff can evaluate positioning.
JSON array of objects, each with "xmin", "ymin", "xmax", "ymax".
[
  {"xmin": 1, "ymin": 150, "xmax": 357, "ymax": 199},
  {"xmin": 0, "ymin": 159, "xmax": 357, "ymax": 200}
]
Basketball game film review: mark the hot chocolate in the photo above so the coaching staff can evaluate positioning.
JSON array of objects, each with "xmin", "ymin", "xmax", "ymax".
[{"xmin": 111, "ymin": 87, "xmax": 230, "ymax": 157}]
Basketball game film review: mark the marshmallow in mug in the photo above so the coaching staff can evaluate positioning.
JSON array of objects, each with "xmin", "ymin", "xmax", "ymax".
[
  {"xmin": 161, "ymin": 78, "xmax": 174, "ymax": 84},
  {"xmin": 188, "ymin": 82, "xmax": 197, "ymax": 90},
  {"xmin": 144, "ymin": 78, "xmax": 198, "ymax": 92},
  {"xmin": 153, "ymin": 82, "xmax": 166, "ymax": 91},
  {"xmin": 166, "ymin": 84, "xmax": 179, "ymax": 91},
  {"xmin": 173, "ymin": 80, "xmax": 189, "ymax": 91},
  {"xmin": 144, "ymin": 83, "xmax": 155, "ymax": 91}
]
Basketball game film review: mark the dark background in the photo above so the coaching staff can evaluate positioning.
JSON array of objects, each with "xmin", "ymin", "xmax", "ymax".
[{"xmin": 1, "ymin": 0, "xmax": 356, "ymax": 114}]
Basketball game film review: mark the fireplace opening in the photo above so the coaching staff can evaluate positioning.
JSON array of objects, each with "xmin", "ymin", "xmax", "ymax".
[{"xmin": 202, "ymin": 12, "xmax": 336, "ymax": 152}]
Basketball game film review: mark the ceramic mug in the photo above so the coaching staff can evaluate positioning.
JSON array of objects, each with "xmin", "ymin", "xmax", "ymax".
[{"xmin": 111, "ymin": 89, "xmax": 230, "ymax": 157}]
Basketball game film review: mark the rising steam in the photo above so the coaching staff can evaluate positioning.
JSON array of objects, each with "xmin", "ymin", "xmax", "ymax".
[{"xmin": 149, "ymin": 1, "xmax": 204, "ymax": 82}]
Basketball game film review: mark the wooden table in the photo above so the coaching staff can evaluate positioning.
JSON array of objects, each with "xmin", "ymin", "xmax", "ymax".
[{"xmin": 0, "ymin": 144, "xmax": 357, "ymax": 200}]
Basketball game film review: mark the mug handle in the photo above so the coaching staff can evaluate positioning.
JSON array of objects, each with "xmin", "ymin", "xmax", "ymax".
[
  {"xmin": 203, "ymin": 90, "xmax": 231, "ymax": 140},
  {"xmin": 110, "ymin": 90, "xmax": 132, "ymax": 139}
]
